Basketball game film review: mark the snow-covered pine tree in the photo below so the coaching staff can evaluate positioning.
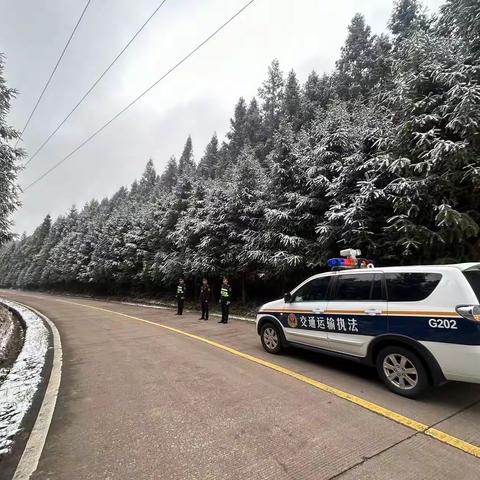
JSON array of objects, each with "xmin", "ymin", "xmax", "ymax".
[
  {"xmin": 283, "ymin": 70, "xmax": 302, "ymax": 132},
  {"xmin": 137, "ymin": 158, "xmax": 159, "ymax": 199},
  {"xmin": 335, "ymin": 14, "xmax": 377, "ymax": 101},
  {"xmin": 296, "ymin": 101, "xmax": 365, "ymax": 262},
  {"xmin": 361, "ymin": 12, "xmax": 480, "ymax": 262},
  {"xmin": 258, "ymin": 59, "xmax": 285, "ymax": 156},
  {"xmin": 136, "ymin": 188, "xmax": 171, "ymax": 289},
  {"xmin": 249, "ymin": 120, "xmax": 315, "ymax": 280},
  {"xmin": 226, "ymin": 97, "xmax": 249, "ymax": 164},
  {"xmin": 245, "ymin": 98, "xmax": 264, "ymax": 149},
  {"xmin": 20, "ymin": 214, "xmax": 51, "ymax": 287},
  {"xmin": 2, "ymin": 0, "xmax": 479, "ymax": 296},
  {"xmin": 0, "ymin": 240, "xmax": 17, "ymax": 286},
  {"xmin": 192, "ymin": 180, "xmax": 231, "ymax": 283},
  {"xmin": 150, "ymin": 141, "xmax": 197, "ymax": 284},
  {"xmin": 0, "ymin": 54, "xmax": 23, "ymax": 244},
  {"xmin": 440, "ymin": 0, "xmax": 480, "ymax": 56},
  {"xmin": 313, "ymin": 102, "xmax": 391, "ymax": 258},
  {"xmin": 301, "ymin": 71, "xmax": 334, "ymax": 125},
  {"xmin": 370, "ymin": 33, "xmax": 393, "ymax": 93},
  {"xmin": 159, "ymin": 156, "xmax": 178, "ymax": 192},
  {"xmin": 178, "ymin": 136, "xmax": 195, "ymax": 175},
  {"xmin": 42, "ymin": 206, "xmax": 80, "ymax": 287},
  {"xmin": 1, "ymin": 234, "xmax": 27, "ymax": 287},
  {"xmin": 197, "ymin": 133, "xmax": 220, "ymax": 180},
  {"xmin": 37, "ymin": 215, "xmax": 69, "ymax": 288},
  {"xmin": 229, "ymin": 149, "xmax": 268, "ymax": 303},
  {"xmin": 86, "ymin": 188, "xmax": 130, "ymax": 291},
  {"xmin": 193, "ymin": 148, "xmax": 266, "ymax": 302},
  {"xmin": 388, "ymin": 0, "xmax": 429, "ymax": 45},
  {"xmin": 171, "ymin": 179, "xmax": 208, "ymax": 284}
]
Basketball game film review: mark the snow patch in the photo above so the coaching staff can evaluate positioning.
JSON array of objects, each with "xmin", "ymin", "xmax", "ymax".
[
  {"xmin": 120, "ymin": 301, "xmax": 170, "ymax": 310},
  {"xmin": 0, "ymin": 299, "xmax": 49, "ymax": 456}
]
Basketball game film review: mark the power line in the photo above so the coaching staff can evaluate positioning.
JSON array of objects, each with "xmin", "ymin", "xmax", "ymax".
[
  {"xmin": 15, "ymin": 0, "xmax": 92, "ymax": 148},
  {"xmin": 25, "ymin": 0, "xmax": 169, "ymax": 166},
  {"xmin": 24, "ymin": 0, "xmax": 256, "ymax": 192}
]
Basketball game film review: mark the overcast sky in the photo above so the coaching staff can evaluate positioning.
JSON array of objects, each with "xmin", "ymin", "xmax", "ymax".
[{"xmin": 1, "ymin": 0, "xmax": 444, "ymax": 234}]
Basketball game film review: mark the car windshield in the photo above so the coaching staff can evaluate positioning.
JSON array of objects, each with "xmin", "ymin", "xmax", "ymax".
[{"xmin": 463, "ymin": 271, "xmax": 480, "ymax": 302}]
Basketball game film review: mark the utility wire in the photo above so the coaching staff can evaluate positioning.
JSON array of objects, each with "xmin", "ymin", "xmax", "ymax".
[
  {"xmin": 15, "ymin": 0, "xmax": 92, "ymax": 148},
  {"xmin": 25, "ymin": 0, "xmax": 169, "ymax": 166},
  {"xmin": 24, "ymin": 0, "xmax": 256, "ymax": 191}
]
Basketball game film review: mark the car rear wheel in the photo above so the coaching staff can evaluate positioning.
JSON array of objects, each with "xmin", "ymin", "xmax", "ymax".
[
  {"xmin": 376, "ymin": 346, "xmax": 429, "ymax": 398},
  {"xmin": 260, "ymin": 323, "xmax": 283, "ymax": 354}
]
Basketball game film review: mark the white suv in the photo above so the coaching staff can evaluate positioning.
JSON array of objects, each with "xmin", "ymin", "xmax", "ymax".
[{"xmin": 256, "ymin": 263, "xmax": 480, "ymax": 398}]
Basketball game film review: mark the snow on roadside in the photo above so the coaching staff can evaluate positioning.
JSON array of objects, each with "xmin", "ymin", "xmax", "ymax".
[
  {"xmin": 120, "ymin": 301, "xmax": 170, "ymax": 310},
  {"xmin": 0, "ymin": 299, "xmax": 49, "ymax": 455}
]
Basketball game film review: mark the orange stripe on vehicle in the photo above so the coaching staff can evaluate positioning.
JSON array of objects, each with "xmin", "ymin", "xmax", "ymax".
[
  {"xmin": 324, "ymin": 309, "xmax": 371, "ymax": 315},
  {"xmin": 261, "ymin": 309, "xmax": 460, "ymax": 317},
  {"xmin": 259, "ymin": 309, "xmax": 313, "ymax": 314},
  {"xmin": 387, "ymin": 310, "xmax": 460, "ymax": 317}
]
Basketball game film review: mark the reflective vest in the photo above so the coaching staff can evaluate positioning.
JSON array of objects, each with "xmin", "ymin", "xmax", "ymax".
[{"xmin": 220, "ymin": 286, "xmax": 231, "ymax": 301}]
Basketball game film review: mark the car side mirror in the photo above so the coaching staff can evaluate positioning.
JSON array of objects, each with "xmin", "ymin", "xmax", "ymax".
[{"xmin": 284, "ymin": 292, "xmax": 292, "ymax": 303}]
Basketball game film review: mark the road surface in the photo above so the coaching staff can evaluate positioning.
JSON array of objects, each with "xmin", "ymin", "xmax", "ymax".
[{"xmin": 2, "ymin": 291, "xmax": 480, "ymax": 479}]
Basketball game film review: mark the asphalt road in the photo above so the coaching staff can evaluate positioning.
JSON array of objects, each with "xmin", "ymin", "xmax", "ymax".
[{"xmin": 2, "ymin": 291, "xmax": 480, "ymax": 479}]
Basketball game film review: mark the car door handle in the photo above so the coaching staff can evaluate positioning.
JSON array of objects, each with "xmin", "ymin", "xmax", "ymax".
[{"xmin": 364, "ymin": 308, "xmax": 382, "ymax": 315}]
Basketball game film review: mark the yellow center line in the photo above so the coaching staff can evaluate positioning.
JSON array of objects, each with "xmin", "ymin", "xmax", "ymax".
[{"xmin": 56, "ymin": 298, "xmax": 480, "ymax": 459}]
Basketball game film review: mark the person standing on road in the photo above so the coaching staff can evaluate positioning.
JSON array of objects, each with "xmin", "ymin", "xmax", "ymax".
[
  {"xmin": 176, "ymin": 277, "xmax": 186, "ymax": 315},
  {"xmin": 199, "ymin": 277, "xmax": 211, "ymax": 320},
  {"xmin": 218, "ymin": 276, "xmax": 232, "ymax": 324}
]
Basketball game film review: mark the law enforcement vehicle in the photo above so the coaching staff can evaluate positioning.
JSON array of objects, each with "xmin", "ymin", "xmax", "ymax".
[{"xmin": 256, "ymin": 249, "xmax": 480, "ymax": 398}]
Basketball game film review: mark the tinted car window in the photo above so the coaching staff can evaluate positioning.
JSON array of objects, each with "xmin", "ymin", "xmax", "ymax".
[
  {"xmin": 385, "ymin": 273, "xmax": 442, "ymax": 302},
  {"xmin": 463, "ymin": 271, "xmax": 480, "ymax": 302},
  {"xmin": 371, "ymin": 274, "xmax": 384, "ymax": 300},
  {"xmin": 292, "ymin": 276, "xmax": 331, "ymax": 302},
  {"xmin": 334, "ymin": 273, "xmax": 376, "ymax": 301}
]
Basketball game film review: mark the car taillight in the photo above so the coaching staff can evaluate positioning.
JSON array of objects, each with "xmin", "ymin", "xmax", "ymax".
[{"xmin": 456, "ymin": 305, "xmax": 480, "ymax": 322}]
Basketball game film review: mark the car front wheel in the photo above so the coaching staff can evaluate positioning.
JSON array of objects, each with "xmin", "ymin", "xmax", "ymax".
[
  {"xmin": 376, "ymin": 346, "xmax": 429, "ymax": 398},
  {"xmin": 260, "ymin": 323, "xmax": 283, "ymax": 354}
]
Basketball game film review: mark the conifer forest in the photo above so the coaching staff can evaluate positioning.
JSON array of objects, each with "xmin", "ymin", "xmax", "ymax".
[{"xmin": 0, "ymin": 0, "xmax": 479, "ymax": 304}]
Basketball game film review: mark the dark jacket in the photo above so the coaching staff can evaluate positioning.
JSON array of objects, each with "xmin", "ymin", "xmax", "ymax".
[{"xmin": 200, "ymin": 285, "xmax": 211, "ymax": 302}]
